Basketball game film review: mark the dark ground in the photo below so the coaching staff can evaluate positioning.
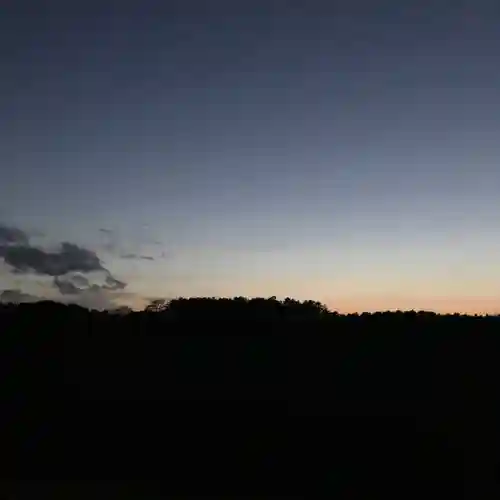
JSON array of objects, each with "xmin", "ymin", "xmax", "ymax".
[{"xmin": 1, "ymin": 299, "xmax": 500, "ymax": 498}]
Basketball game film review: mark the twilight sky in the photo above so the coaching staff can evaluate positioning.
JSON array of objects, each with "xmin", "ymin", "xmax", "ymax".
[{"xmin": 1, "ymin": 0, "xmax": 500, "ymax": 313}]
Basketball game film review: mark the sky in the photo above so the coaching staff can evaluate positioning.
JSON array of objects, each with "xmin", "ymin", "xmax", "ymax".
[{"xmin": 1, "ymin": 0, "xmax": 500, "ymax": 313}]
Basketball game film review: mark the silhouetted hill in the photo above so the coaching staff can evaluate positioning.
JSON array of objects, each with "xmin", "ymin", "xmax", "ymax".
[{"xmin": 1, "ymin": 298, "xmax": 500, "ymax": 497}]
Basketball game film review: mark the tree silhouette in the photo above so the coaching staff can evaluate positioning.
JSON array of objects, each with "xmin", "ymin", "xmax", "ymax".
[{"xmin": 1, "ymin": 297, "xmax": 499, "ymax": 496}]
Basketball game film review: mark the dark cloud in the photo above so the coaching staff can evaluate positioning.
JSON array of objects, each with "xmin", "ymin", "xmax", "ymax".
[
  {"xmin": 70, "ymin": 274, "xmax": 91, "ymax": 287},
  {"xmin": 50, "ymin": 280, "xmax": 134, "ymax": 310},
  {"xmin": 99, "ymin": 228, "xmax": 114, "ymax": 234},
  {"xmin": 103, "ymin": 274, "xmax": 127, "ymax": 290},
  {"xmin": 121, "ymin": 253, "xmax": 155, "ymax": 261},
  {"xmin": 55, "ymin": 272, "xmax": 126, "ymax": 295},
  {"xmin": 0, "ymin": 224, "xmax": 29, "ymax": 246},
  {"xmin": 53, "ymin": 275, "xmax": 87, "ymax": 295},
  {"xmin": 0, "ymin": 289, "xmax": 42, "ymax": 304},
  {"xmin": 1, "ymin": 242, "xmax": 104, "ymax": 276},
  {"xmin": 55, "ymin": 281, "xmax": 80, "ymax": 295},
  {"xmin": 0, "ymin": 224, "xmax": 128, "ymax": 305}
]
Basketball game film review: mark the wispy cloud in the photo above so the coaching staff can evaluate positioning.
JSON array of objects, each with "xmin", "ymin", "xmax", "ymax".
[{"xmin": 121, "ymin": 253, "xmax": 155, "ymax": 261}]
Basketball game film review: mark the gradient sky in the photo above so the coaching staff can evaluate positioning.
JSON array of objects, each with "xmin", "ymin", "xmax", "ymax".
[{"xmin": 1, "ymin": 0, "xmax": 500, "ymax": 313}]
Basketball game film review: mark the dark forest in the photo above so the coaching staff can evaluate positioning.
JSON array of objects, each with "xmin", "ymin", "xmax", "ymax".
[{"xmin": 2, "ymin": 297, "xmax": 500, "ymax": 497}]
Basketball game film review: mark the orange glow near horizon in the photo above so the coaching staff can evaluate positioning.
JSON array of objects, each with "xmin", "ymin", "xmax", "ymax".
[{"xmin": 325, "ymin": 294, "xmax": 500, "ymax": 315}]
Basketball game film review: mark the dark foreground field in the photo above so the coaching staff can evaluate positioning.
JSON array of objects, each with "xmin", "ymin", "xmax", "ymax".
[{"xmin": 1, "ymin": 298, "xmax": 500, "ymax": 498}]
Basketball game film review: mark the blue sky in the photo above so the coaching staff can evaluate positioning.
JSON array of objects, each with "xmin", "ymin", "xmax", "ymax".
[{"xmin": 1, "ymin": 0, "xmax": 500, "ymax": 312}]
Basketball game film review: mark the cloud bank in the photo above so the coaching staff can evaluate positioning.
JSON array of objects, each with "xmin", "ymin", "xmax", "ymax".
[{"xmin": 0, "ymin": 223, "xmax": 129, "ymax": 310}]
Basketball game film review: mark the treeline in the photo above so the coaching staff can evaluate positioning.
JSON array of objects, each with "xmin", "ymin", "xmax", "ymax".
[
  {"xmin": 1, "ymin": 298, "xmax": 500, "ymax": 497},
  {"xmin": 2, "ymin": 295, "xmax": 498, "ymax": 325}
]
